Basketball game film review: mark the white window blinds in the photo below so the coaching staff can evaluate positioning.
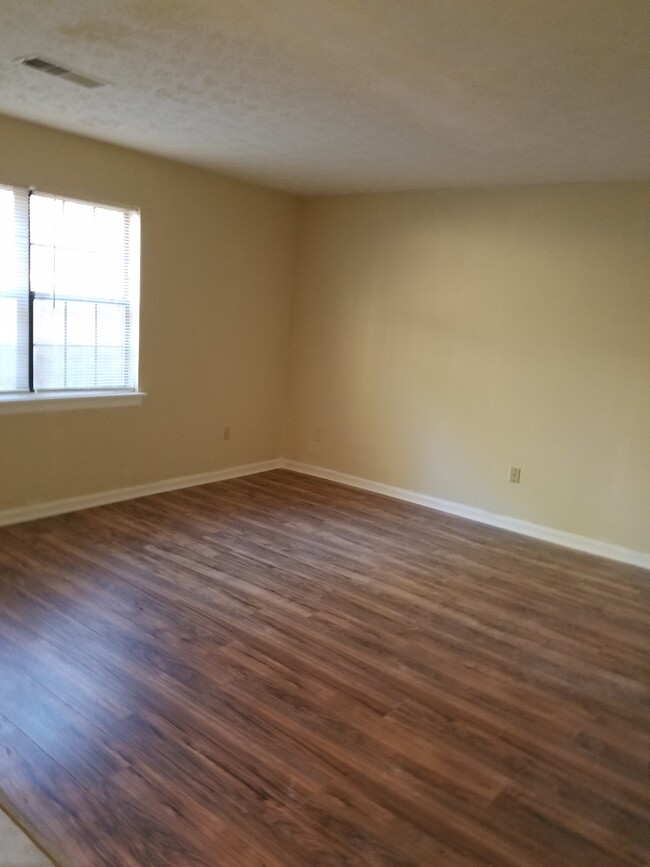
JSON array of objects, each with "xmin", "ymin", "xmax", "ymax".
[
  {"xmin": 0, "ymin": 186, "xmax": 140, "ymax": 395},
  {"xmin": 0, "ymin": 186, "xmax": 29, "ymax": 392}
]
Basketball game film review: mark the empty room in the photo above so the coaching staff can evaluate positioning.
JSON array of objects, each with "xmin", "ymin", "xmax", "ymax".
[{"xmin": 0, "ymin": 1, "xmax": 649, "ymax": 865}]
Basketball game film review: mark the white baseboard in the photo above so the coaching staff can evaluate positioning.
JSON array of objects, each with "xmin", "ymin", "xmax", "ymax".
[
  {"xmin": 0, "ymin": 459, "xmax": 283, "ymax": 528},
  {"xmin": 281, "ymin": 459, "xmax": 650, "ymax": 571},
  {"xmin": 2, "ymin": 455, "xmax": 647, "ymax": 571}
]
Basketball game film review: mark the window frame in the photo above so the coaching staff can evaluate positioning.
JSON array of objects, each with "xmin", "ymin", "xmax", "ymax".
[{"xmin": 0, "ymin": 186, "xmax": 145, "ymax": 413}]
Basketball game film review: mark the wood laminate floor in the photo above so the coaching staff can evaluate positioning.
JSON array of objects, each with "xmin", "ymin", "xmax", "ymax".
[{"xmin": 0, "ymin": 469, "xmax": 648, "ymax": 866}]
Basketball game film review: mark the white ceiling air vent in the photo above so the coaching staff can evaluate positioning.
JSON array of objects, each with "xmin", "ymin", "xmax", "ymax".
[{"xmin": 20, "ymin": 57, "xmax": 105, "ymax": 89}]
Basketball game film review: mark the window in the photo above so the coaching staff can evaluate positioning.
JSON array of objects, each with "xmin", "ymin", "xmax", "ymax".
[{"xmin": 0, "ymin": 186, "xmax": 142, "ymax": 411}]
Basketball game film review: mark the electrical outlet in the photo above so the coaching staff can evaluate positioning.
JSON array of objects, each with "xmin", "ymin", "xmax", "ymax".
[
  {"xmin": 313, "ymin": 428, "xmax": 322, "ymax": 443},
  {"xmin": 509, "ymin": 466, "xmax": 521, "ymax": 484},
  {"xmin": 223, "ymin": 426, "xmax": 231, "ymax": 441}
]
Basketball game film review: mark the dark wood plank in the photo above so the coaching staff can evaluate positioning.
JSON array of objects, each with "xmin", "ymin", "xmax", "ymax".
[{"xmin": 0, "ymin": 469, "xmax": 648, "ymax": 865}]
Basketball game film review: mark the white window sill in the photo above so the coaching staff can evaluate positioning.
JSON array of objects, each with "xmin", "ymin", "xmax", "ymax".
[{"xmin": 0, "ymin": 390, "xmax": 146, "ymax": 415}]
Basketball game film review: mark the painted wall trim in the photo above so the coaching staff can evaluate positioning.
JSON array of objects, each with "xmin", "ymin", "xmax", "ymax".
[
  {"xmin": 0, "ymin": 459, "xmax": 283, "ymax": 528},
  {"xmin": 281, "ymin": 459, "xmax": 650, "ymax": 570},
  {"xmin": 1, "ymin": 455, "xmax": 647, "ymax": 570}
]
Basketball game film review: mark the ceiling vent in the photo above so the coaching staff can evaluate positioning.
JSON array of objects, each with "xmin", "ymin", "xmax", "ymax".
[{"xmin": 20, "ymin": 57, "xmax": 105, "ymax": 89}]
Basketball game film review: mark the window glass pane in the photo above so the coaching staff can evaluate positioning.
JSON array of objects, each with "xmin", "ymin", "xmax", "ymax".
[
  {"xmin": 29, "ymin": 194, "xmax": 55, "ymax": 246},
  {"xmin": 33, "ymin": 298, "xmax": 65, "ymax": 346},
  {"xmin": 29, "ymin": 194, "xmax": 139, "ymax": 392},
  {"xmin": 100, "ymin": 254, "xmax": 125, "ymax": 299},
  {"xmin": 66, "ymin": 345, "xmax": 96, "ymax": 388},
  {"xmin": 55, "ymin": 248, "xmax": 91, "ymax": 298},
  {"xmin": 0, "ymin": 298, "xmax": 19, "ymax": 390},
  {"xmin": 59, "ymin": 200, "xmax": 95, "ymax": 250},
  {"xmin": 44, "ymin": 247, "xmax": 124, "ymax": 301},
  {"xmin": 0, "ymin": 346, "xmax": 18, "ymax": 391},
  {"xmin": 97, "ymin": 346, "xmax": 126, "ymax": 387},
  {"xmin": 0, "ymin": 186, "xmax": 29, "ymax": 392},
  {"xmin": 94, "ymin": 208, "xmax": 125, "ymax": 253},
  {"xmin": 0, "ymin": 189, "xmax": 18, "ymax": 278},
  {"xmin": 67, "ymin": 301, "xmax": 96, "ymax": 346},
  {"xmin": 30, "ymin": 245, "xmax": 55, "ymax": 296},
  {"xmin": 0, "ymin": 297, "xmax": 18, "ymax": 344},
  {"xmin": 97, "ymin": 303, "xmax": 125, "ymax": 346},
  {"xmin": 2, "ymin": 189, "xmax": 138, "ymax": 395},
  {"xmin": 33, "ymin": 344, "xmax": 64, "ymax": 390}
]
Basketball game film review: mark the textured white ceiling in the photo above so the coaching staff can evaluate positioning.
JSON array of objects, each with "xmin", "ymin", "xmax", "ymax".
[{"xmin": 1, "ymin": 0, "xmax": 649, "ymax": 193}]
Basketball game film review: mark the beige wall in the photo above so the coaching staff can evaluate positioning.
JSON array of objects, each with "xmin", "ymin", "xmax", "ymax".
[
  {"xmin": 1, "ymin": 116, "xmax": 648, "ymax": 555},
  {"xmin": 0, "ymin": 114, "xmax": 298, "ymax": 510},
  {"xmin": 286, "ymin": 184, "xmax": 650, "ymax": 552}
]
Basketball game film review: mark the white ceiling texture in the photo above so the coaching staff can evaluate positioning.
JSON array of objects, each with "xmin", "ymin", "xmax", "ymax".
[{"xmin": 1, "ymin": 0, "xmax": 648, "ymax": 193}]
